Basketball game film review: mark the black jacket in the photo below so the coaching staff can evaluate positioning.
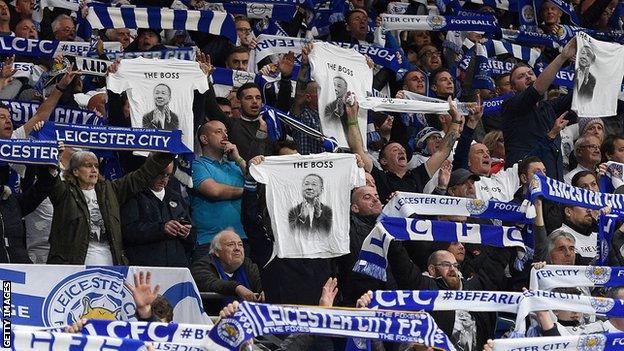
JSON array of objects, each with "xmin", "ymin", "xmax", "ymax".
[
  {"xmin": 0, "ymin": 166, "xmax": 56, "ymax": 263},
  {"xmin": 191, "ymin": 256, "xmax": 262, "ymax": 296},
  {"xmin": 121, "ymin": 187, "xmax": 195, "ymax": 267},
  {"xmin": 337, "ymin": 213, "xmax": 396, "ymax": 307},
  {"xmin": 241, "ymin": 182, "xmax": 334, "ymax": 305},
  {"xmin": 388, "ymin": 241, "xmax": 512, "ymax": 350}
]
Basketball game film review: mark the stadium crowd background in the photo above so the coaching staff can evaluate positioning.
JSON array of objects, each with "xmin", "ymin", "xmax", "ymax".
[{"xmin": 2, "ymin": 0, "xmax": 624, "ymax": 349}]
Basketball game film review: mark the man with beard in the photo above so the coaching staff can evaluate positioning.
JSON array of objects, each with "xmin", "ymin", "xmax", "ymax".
[
  {"xmin": 207, "ymin": 82, "xmax": 285, "ymax": 161},
  {"xmin": 337, "ymin": 185, "xmax": 396, "ymax": 306},
  {"xmin": 386, "ymin": 239, "xmax": 511, "ymax": 351}
]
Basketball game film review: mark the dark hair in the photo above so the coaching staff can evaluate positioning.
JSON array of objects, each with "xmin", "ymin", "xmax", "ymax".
[
  {"xmin": 151, "ymin": 295, "xmax": 174, "ymax": 322},
  {"xmin": 273, "ymin": 139, "xmax": 298, "ymax": 155},
  {"xmin": 605, "ymin": 286, "xmax": 624, "ymax": 299},
  {"xmin": 509, "ymin": 62, "xmax": 531, "ymax": 81},
  {"xmin": 518, "ymin": 156, "xmax": 543, "ymax": 178},
  {"xmin": 216, "ymin": 97, "xmax": 231, "ymax": 107},
  {"xmin": 571, "ymin": 170, "xmax": 597, "ymax": 188},
  {"xmin": 236, "ymin": 82, "xmax": 261, "ymax": 100},
  {"xmin": 494, "ymin": 73, "xmax": 510, "ymax": 86},
  {"xmin": 228, "ymin": 45, "xmax": 250, "ymax": 58},
  {"xmin": 429, "ymin": 67, "xmax": 451, "ymax": 85},
  {"xmin": 602, "ymin": 134, "xmax": 624, "ymax": 160}
]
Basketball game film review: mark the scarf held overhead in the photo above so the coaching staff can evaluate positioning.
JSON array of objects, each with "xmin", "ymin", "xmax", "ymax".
[
  {"xmin": 354, "ymin": 217, "xmax": 525, "ymax": 281},
  {"xmin": 529, "ymin": 265, "xmax": 624, "ymax": 291},
  {"xmin": 383, "ymin": 191, "xmax": 534, "ymax": 223},
  {"xmin": 36, "ymin": 122, "xmax": 192, "ymax": 154}
]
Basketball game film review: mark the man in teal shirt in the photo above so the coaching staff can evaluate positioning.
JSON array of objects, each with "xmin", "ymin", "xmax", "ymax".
[{"xmin": 192, "ymin": 120, "xmax": 247, "ymax": 262}]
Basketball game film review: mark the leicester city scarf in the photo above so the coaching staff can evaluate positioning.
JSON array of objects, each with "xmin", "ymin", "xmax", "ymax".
[
  {"xmin": 36, "ymin": 122, "xmax": 192, "ymax": 154},
  {"xmin": 383, "ymin": 191, "xmax": 534, "ymax": 224},
  {"xmin": 78, "ymin": 319, "xmax": 217, "ymax": 349},
  {"xmin": 9, "ymin": 329, "xmax": 149, "ymax": 351},
  {"xmin": 371, "ymin": 290, "xmax": 624, "ymax": 333},
  {"xmin": 201, "ymin": 2, "xmax": 298, "ymax": 21},
  {"xmin": 530, "ymin": 172, "xmax": 624, "ymax": 214},
  {"xmin": 0, "ymin": 36, "xmax": 120, "ymax": 59},
  {"xmin": 85, "ymin": 3, "xmax": 237, "ymax": 43},
  {"xmin": 492, "ymin": 333, "xmax": 624, "ymax": 351},
  {"xmin": 463, "ymin": 37, "xmax": 542, "ymax": 68},
  {"xmin": 105, "ymin": 47, "xmax": 196, "ymax": 61},
  {"xmin": 208, "ymin": 301, "xmax": 456, "ymax": 351},
  {"xmin": 483, "ymin": 93, "xmax": 514, "ymax": 116},
  {"xmin": 249, "ymin": 34, "xmax": 307, "ymax": 73},
  {"xmin": 529, "ymin": 265, "xmax": 624, "ymax": 291},
  {"xmin": 0, "ymin": 139, "xmax": 58, "ymax": 165},
  {"xmin": 2, "ymin": 98, "xmax": 102, "ymax": 128},
  {"xmin": 329, "ymin": 41, "xmax": 402, "ymax": 72},
  {"xmin": 354, "ymin": 217, "xmax": 525, "ymax": 281},
  {"xmin": 380, "ymin": 14, "xmax": 499, "ymax": 33}
]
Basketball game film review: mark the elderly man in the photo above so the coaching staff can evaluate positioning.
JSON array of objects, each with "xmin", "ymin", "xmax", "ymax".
[
  {"xmin": 191, "ymin": 230, "xmax": 262, "ymax": 303},
  {"xmin": 121, "ymin": 162, "xmax": 195, "ymax": 267},
  {"xmin": 337, "ymin": 185, "xmax": 396, "ymax": 306},
  {"xmin": 192, "ymin": 120, "xmax": 247, "ymax": 261},
  {"xmin": 575, "ymin": 45, "xmax": 596, "ymax": 103},
  {"xmin": 142, "ymin": 84, "xmax": 179, "ymax": 130},
  {"xmin": 288, "ymin": 174, "xmax": 332, "ymax": 233},
  {"xmin": 564, "ymin": 135, "xmax": 601, "ymax": 184},
  {"xmin": 52, "ymin": 14, "xmax": 76, "ymax": 41}
]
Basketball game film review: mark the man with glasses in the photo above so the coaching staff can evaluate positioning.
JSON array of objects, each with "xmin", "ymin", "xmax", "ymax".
[
  {"xmin": 564, "ymin": 135, "xmax": 601, "ymax": 184},
  {"xmin": 386, "ymin": 239, "xmax": 511, "ymax": 351},
  {"xmin": 121, "ymin": 161, "xmax": 195, "ymax": 267},
  {"xmin": 417, "ymin": 44, "xmax": 442, "ymax": 73}
]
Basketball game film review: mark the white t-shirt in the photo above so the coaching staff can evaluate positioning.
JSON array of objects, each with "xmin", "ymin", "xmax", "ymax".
[
  {"xmin": 107, "ymin": 57, "xmax": 209, "ymax": 151},
  {"xmin": 250, "ymin": 153, "xmax": 365, "ymax": 259},
  {"xmin": 474, "ymin": 163, "xmax": 520, "ymax": 202},
  {"xmin": 82, "ymin": 189, "xmax": 113, "ymax": 265},
  {"xmin": 309, "ymin": 42, "xmax": 372, "ymax": 149},
  {"xmin": 557, "ymin": 223, "xmax": 597, "ymax": 260},
  {"xmin": 572, "ymin": 32, "xmax": 624, "ymax": 117}
]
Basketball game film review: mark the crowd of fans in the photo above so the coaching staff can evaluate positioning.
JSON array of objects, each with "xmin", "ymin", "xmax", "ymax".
[{"xmin": 2, "ymin": 0, "xmax": 624, "ymax": 349}]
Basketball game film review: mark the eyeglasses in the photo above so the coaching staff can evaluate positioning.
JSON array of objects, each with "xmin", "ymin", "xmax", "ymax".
[
  {"xmin": 435, "ymin": 261, "xmax": 460, "ymax": 269},
  {"xmin": 580, "ymin": 144, "xmax": 600, "ymax": 151},
  {"xmin": 420, "ymin": 51, "xmax": 441, "ymax": 59}
]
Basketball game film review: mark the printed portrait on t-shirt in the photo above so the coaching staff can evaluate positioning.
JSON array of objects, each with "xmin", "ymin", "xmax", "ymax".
[
  {"xmin": 142, "ymin": 83, "xmax": 180, "ymax": 130},
  {"xmin": 574, "ymin": 44, "xmax": 596, "ymax": 104},
  {"xmin": 288, "ymin": 173, "xmax": 333, "ymax": 233},
  {"xmin": 572, "ymin": 32, "xmax": 624, "ymax": 118}
]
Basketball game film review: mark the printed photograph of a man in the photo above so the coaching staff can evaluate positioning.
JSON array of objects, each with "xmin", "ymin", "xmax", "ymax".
[
  {"xmin": 575, "ymin": 44, "xmax": 596, "ymax": 104},
  {"xmin": 143, "ymin": 83, "xmax": 180, "ymax": 130},
  {"xmin": 288, "ymin": 173, "xmax": 332, "ymax": 233}
]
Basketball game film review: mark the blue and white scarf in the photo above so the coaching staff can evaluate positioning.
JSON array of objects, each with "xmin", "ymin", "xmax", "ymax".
[
  {"xmin": 3, "ymin": 99, "xmax": 101, "ymax": 128},
  {"xmin": 0, "ymin": 139, "xmax": 58, "ymax": 165},
  {"xmin": 472, "ymin": 42, "xmax": 495, "ymax": 90},
  {"xmin": 501, "ymin": 28, "xmax": 561, "ymax": 49},
  {"xmin": 55, "ymin": 40, "xmax": 122, "ymax": 57},
  {"xmin": 79, "ymin": 319, "xmax": 215, "ymax": 348},
  {"xmin": 73, "ymin": 56, "xmax": 111, "ymax": 76},
  {"xmin": 208, "ymin": 301, "xmax": 456, "ymax": 351},
  {"xmin": 598, "ymin": 213, "xmax": 620, "ymax": 266},
  {"xmin": 249, "ymin": 34, "xmax": 307, "ymax": 73},
  {"xmin": 463, "ymin": 0, "xmax": 516, "ymax": 11},
  {"xmin": 36, "ymin": 122, "xmax": 192, "ymax": 154},
  {"xmin": 105, "ymin": 47, "xmax": 197, "ymax": 61},
  {"xmin": 85, "ymin": 3, "xmax": 237, "ymax": 43},
  {"xmin": 529, "ymin": 265, "xmax": 624, "ymax": 291},
  {"xmin": 483, "ymin": 93, "xmax": 514, "ymax": 116},
  {"xmin": 600, "ymin": 161, "xmax": 624, "ymax": 192},
  {"xmin": 463, "ymin": 38, "xmax": 542, "ymax": 67},
  {"xmin": 9, "ymin": 329, "xmax": 148, "ymax": 351},
  {"xmin": 329, "ymin": 42, "xmax": 402, "ymax": 72},
  {"xmin": 383, "ymin": 191, "xmax": 534, "ymax": 223},
  {"xmin": 371, "ymin": 290, "xmax": 624, "ymax": 333},
  {"xmin": 492, "ymin": 333, "xmax": 624, "ymax": 351},
  {"xmin": 354, "ymin": 217, "xmax": 525, "ymax": 281},
  {"xmin": 0, "ymin": 36, "xmax": 120, "ymax": 59},
  {"xmin": 380, "ymin": 14, "xmax": 499, "ymax": 33},
  {"xmin": 530, "ymin": 172, "xmax": 624, "ymax": 214},
  {"xmin": 201, "ymin": 2, "xmax": 298, "ymax": 21}
]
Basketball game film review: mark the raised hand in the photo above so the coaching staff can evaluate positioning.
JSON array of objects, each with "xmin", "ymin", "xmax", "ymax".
[{"xmin": 124, "ymin": 271, "xmax": 161, "ymax": 319}]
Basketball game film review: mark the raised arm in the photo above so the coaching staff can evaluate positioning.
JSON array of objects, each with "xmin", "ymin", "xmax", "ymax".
[
  {"xmin": 425, "ymin": 97, "xmax": 461, "ymax": 177},
  {"xmin": 533, "ymin": 37, "xmax": 576, "ymax": 95},
  {"xmin": 345, "ymin": 95, "xmax": 373, "ymax": 173}
]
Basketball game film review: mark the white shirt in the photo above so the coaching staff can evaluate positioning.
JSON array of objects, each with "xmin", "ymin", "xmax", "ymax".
[
  {"xmin": 564, "ymin": 164, "xmax": 592, "ymax": 185},
  {"xmin": 557, "ymin": 223, "xmax": 598, "ymax": 260},
  {"xmin": 82, "ymin": 189, "xmax": 113, "ymax": 265}
]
